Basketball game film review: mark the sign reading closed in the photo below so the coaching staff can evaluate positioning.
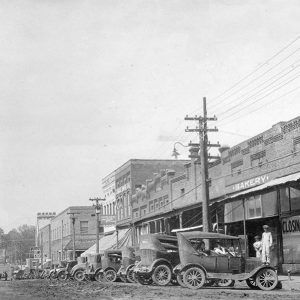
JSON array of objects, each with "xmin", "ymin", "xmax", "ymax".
[{"xmin": 281, "ymin": 215, "xmax": 300, "ymax": 264}]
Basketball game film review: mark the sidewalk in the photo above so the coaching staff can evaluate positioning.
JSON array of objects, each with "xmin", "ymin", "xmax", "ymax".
[{"xmin": 279, "ymin": 275, "xmax": 300, "ymax": 290}]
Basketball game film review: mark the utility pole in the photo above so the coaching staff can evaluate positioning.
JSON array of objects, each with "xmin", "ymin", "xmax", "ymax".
[
  {"xmin": 67, "ymin": 212, "xmax": 80, "ymax": 260},
  {"xmin": 89, "ymin": 198, "xmax": 105, "ymax": 254},
  {"xmin": 185, "ymin": 97, "xmax": 219, "ymax": 232}
]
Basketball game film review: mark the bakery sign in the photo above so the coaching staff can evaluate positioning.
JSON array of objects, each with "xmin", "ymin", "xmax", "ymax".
[{"xmin": 231, "ymin": 174, "xmax": 270, "ymax": 192}]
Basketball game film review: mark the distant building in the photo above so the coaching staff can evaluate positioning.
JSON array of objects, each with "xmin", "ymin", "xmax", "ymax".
[
  {"xmin": 38, "ymin": 206, "xmax": 100, "ymax": 265},
  {"xmin": 35, "ymin": 212, "xmax": 56, "ymax": 246},
  {"xmin": 101, "ymin": 170, "xmax": 116, "ymax": 233}
]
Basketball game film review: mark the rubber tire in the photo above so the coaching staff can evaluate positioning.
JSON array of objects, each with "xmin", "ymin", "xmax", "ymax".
[
  {"xmin": 246, "ymin": 277, "xmax": 259, "ymax": 289},
  {"xmin": 94, "ymin": 271, "xmax": 105, "ymax": 283},
  {"xmin": 57, "ymin": 271, "xmax": 68, "ymax": 281},
  {"xmin": 136, "ymin": 273, "xmax": 153, "ymax": 285},
  {"xmin": 104, "ymin": 269, "xmax": 117, "ymax": 283},
  {"xmin": 152, "ymin": 265, "xmax": 172, "ymax": 286},
  {"xmin": 126, "ymin": 267, "xmax": 135, "ymax": 283},
  {"xmin": 183, "ymin": 267, "xmax": 206, "ymax": 290},
  {"xmin": 177, "ymin": 273, "xmax": 186, "ymax": 288},
  {"xmin": 217, "ymin": 279, "xmax": 235, "ymax": 287},
  {"xmin": 74, "ymin": 269, "xmax": 86, "ymax": 282},
  {"xmin": 255, "ymin": 268, "xmax": 278, "ymax": 291}
]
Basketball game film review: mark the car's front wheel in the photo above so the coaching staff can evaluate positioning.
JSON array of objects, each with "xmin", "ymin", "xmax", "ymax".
[
  {"xmin": 104, "ymin": 269, "xmax": 117, "ymax": 282},
  {"xmin": 217, "ymin": 279, "xmax": 235, "ymax": 287},
  {"xmin": 57, "ymin": 270, "xmax": 68, "ymax": 281},
  {"xmin": 135, "ymin": 273, "xmax": 153, "ymax": 285},
  {"xmin": 255, "ymin": 268, "xmax": 278, "ymax": 291},
  {"xmin": 246, "ymin": 277, "xmax": 259, "ymax": 289},
  {"xmin": 176, "ymin": 273, "xmax": 186, "ymax": 288},
  {"xmin": 73, "ymin": 269, "xmax": 85, "ymax": 282},
  {"xmin": 152, "ymin": 264, "xmax": 172, "ymax": 286},
  {"xmin": 183, "ymin": 267, "xmax": 206, "ymax": 290}
]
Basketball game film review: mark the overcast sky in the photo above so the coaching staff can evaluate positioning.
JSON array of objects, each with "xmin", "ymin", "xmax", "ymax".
[{"xmin": 1, "ymin": 0, "xmax": 300, "ymax": 232}]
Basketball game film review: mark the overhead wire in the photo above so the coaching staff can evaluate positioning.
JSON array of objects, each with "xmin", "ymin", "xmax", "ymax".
[{"xmin": 208, "ymin": 36, "xmax": 300, "ymax": 109}]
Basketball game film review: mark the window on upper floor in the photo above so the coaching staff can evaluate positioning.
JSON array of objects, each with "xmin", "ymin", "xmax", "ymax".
[{"xmin": 80, "ymin": 221, "xmax": 88, "ymax": 234}]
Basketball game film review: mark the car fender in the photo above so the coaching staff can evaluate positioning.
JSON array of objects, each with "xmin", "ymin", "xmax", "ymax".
[
  {"xmin": 173, "ymin": 263, "xmax": 183, "ymax": 275},
  {"xmin": 247, "ymin": 265, "xmax": 277, "ymax": 279},
  {"xmin": 149, "ymin": 258, "xmax": 173, "ymax": 273},
  {"xmin": 125, "ymin": 264, "xmax": 135, "ymax": 274},
  {"xmin": 71, "ymin": 267, "xmax": 85, "ymax": 277},
  {"xmin": 181, "ymin": 263, "xmax": 207, "ymax": 275},
  {"xmin": 94, "ymin": 267, "xmax": 103, "ymax": 274},
  {"xmin": 104, "ymin": 267, "xmax": 117, "ymax": 273}
]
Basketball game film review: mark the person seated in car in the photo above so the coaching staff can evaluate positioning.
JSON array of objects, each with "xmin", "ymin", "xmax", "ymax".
[
  {"xmin": 213, "ymin": 241, "xmax": 228, "ymax": 255},
  {"xmin": 195, "ymin": 241, "xmax": 209, "ymax": 256}
]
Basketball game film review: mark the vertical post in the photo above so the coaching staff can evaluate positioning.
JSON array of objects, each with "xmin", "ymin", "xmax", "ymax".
[
  {"xmin": 96, "ymin": 211, "xmax": 100, "ymax": 254},
  {"xmin": 200, "ymin": 97, "xmax": 211, "ymax": 232},
  {"xmin": 116, "ymin": 230, "xmax": 119, "ymax": 248},
  {"xmin": 89, "ymin": 198, "xmax": 105, "ymax": 254},
  {"xmin": 72, "ymin": 218, "xmax": 76, "ymax": 260},
  {"xmin": 41, "ymin": 233, "xmax": 44, "ymax": 270},
  {"xmin": 61, "ymin": 220, "xmax": 64, "ymax": 261},
  {"xmin": 242, "ymin": 198, "xmax": 247, "ymax": 256},
  {"xmin": 179, "ymin": 212, "xmax": 183, "ymax": 229},
  {"xmin": 215, "ymin": 206, "xmax": 219, "ymax": 233}
]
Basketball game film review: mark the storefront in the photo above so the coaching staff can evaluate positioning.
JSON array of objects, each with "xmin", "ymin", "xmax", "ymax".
[{"xmin": 223, "ymin": 172, "xmax": 300, "ymax": 273}]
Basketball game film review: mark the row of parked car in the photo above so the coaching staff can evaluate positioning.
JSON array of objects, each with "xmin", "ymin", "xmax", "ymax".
[{"xmin": 48, "ymin": 231, "xmax": 281, "ymax": 291}]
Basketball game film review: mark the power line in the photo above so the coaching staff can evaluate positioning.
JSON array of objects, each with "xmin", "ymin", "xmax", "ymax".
[
  {"xmin": 215, "ymin": 60, "xmax": 300, "ymax": 116},
  {"xmin": 219, "ymin": 86, "xmax": 300, "ymax": 127},
  {"xmin": 218, "ymin": 73, "xmax": 300, "ymax": 125},
  {"xmin": 208, "ymin": 36, "xmax": 300, "ymax": 107}
]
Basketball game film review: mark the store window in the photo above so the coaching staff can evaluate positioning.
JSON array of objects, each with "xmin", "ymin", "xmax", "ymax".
[
  {"xmin": 280, "ymin": 188, "xmax": 290, "ymax": 212},
  {"xmin": 290, "ymin": 186, "xmax": 300, "ymax": 211},
  {"xmin": 246, "ymin": 195, "xmax": 262, "ymax": 219},
  {"xmin": 80, "ymin": 221, "xmax": 88, "ymax": 234}
]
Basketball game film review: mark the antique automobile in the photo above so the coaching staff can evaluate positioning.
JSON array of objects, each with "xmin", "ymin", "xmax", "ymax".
[
  {"xmin": 175, "ymin": 231, "xmax": 279, "ymax": 291},
  {"xmin": 94, "ymin": 250, "xmax": 122, "ymax": 283},
  {"xmin": 57, "ymin": 260, "xmax": 78, "ymax": 281},
  {"xmin": 117, "ymin": 246, "xmax": 139, "ymax": 283},
  {"xmin": 133, "ymin": 234, "xmax": 180, "ymax": 286},
  {"xmin": 71, "ymin": 255, "xmax": 100, "ymax": 282},
  {"xmin": 49, "ymin": 261, "xmax": 67, "ymax": 279}
]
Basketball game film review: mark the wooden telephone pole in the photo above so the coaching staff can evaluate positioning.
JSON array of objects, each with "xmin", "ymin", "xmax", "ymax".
[
  {"xmin": 185, "ymin": 97, "xmax": 220, "ymax": 232},
  {"xmin": 89, "ymin": 198, "xmax": 105, "ymax": 254},
  {"xmin": 67, "ymin": 212, "xmax": 80, "ymax": 260}
]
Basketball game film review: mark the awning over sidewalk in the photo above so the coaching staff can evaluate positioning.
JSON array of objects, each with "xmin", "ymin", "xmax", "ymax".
[
  {"xmin": 80, "ymin": 228, "xmax": 131, "ymax": 256},
  {"xmin": 64, "ymin": 239, "xmax": 95, "ymax": 251},
  {"xmin": 228, "ymin": 171, "xmax": 300, "ymax": 200}
]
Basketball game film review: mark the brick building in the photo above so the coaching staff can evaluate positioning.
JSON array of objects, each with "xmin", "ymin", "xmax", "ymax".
[
  {"xmin": 38, "ymin": 206, "xmax": 100, "ymax": 265},
  {"xmin": 131, "ymin": 116, "xmax": 300, "ymax": 273},
  {"xmin": 114, "ymin": 159, "xmax": 190, "ymax": 233}
]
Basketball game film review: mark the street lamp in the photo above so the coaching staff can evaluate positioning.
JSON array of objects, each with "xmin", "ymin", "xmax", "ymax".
[
  {"xmin": 89, "ymin": 197, "xmax": 105, "ymax": 254},
  {"xmin": 172, "ymin": 141, "xmax": 189, "ymax": 159}
]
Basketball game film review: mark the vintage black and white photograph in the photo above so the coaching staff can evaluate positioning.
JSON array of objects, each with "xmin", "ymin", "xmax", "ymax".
[{"xmin": 0, "ymin": 0, "xmax": 300, "ymax": 299}]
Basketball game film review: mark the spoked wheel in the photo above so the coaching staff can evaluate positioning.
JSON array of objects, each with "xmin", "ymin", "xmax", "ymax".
[
  {"xmin": 183, "ymin": 267, "xmax": 206, "ymax": 290},
  {"xmin": 104, "ymin": 269, "xmax": 117, "ymax": 282},
  {"xmin": 126, "ymin": 267, "xmax": 135, "ymax": 283},
  {"xmin": 152, "ymin": 264, "xmax": 172, "ymax": 286},
  {"xmin": 94, "ymin": 271, "xmax": 105, "ymax": 283},
  {"xmin": 217, "ymin": 279, "xmax": 235, "ymax": 287},
  {"xmin": 57, "ymin": 271, "xmax": 68, "ymax": 281},
  {"xmin": 177, "ymin": 273, "xmax": 186, "ymax": 288},
  {"xmin": 255, "ymin": 268, "xmax": 278, "ymax": 291},
  {"xmin": 136, "ymin": 273, "xmax": 153, "ymax": 285},
  {"xmin": 74, "ymin": 269, "xmax": 85, "ymax": 282},
  {"xmin": 246, "ymin": 277, "xmax": 259, "ymax": 289}
]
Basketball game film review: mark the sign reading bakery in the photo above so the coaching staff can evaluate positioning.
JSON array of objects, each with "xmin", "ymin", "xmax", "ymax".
[{"xmin": 230, "ymin": 174, "xmax": 270, "ymax": 192}]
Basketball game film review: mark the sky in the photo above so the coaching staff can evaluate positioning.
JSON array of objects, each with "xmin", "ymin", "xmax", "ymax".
[{"xmin": 0, "ymin": 0, "xmax": 300, "ymax": 232}]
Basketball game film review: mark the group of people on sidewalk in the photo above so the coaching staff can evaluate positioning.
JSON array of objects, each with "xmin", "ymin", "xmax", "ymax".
[{"xmin": 253, "ymin": 224, "xmax": 273, "ymax": 265}]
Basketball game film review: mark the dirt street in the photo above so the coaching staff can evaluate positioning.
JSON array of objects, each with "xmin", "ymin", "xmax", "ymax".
[{"xmin": 0, "ymin": 280, "xmax": 300, "ymax": 300}]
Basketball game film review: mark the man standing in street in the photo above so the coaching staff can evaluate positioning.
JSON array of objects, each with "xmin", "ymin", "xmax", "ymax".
[{"xmin": 261, "ymin": 225, "xmax": 273, "ymax": 265}]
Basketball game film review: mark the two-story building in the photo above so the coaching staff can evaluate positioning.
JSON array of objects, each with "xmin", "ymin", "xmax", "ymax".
[{"xmin": 38, "ymin": 206, "xmax": 100, "ymax": 264}]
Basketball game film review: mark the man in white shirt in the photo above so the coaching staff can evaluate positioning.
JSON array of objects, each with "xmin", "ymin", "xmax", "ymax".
[
  {"xmin": 261, "ymin": 225, "xmax": 273, "ymax": 265},
  {"xmin": 253, "ymin": 235, "xmax": 262, "ymax": 258}
]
